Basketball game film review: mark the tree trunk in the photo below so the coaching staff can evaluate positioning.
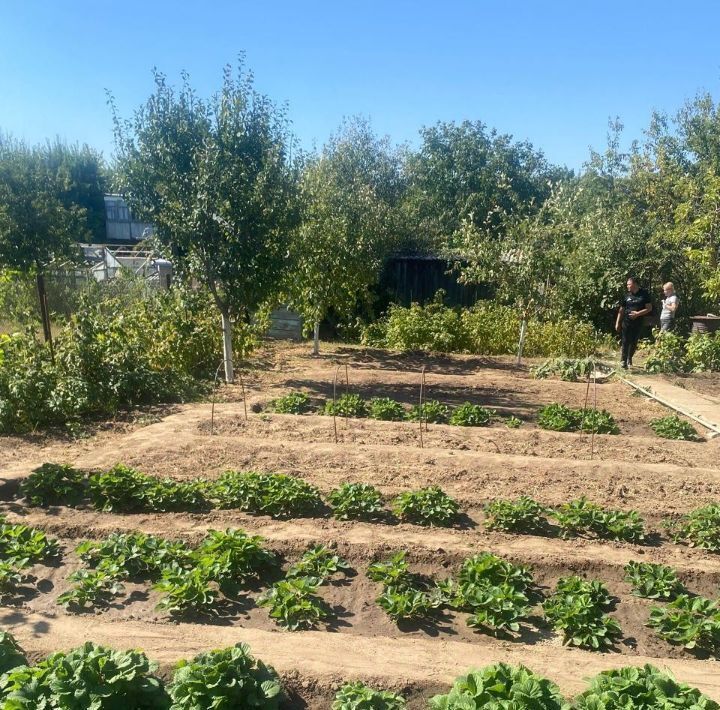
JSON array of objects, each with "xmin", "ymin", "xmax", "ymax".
[
  {"xmin": 221, "ymin": 311, "xmax": 234, "ymax": 384},
  {"xmin": 36, "ymin": 271, "xmax": 55, "ymax": 363},
  {"xmin": 516, "ymin": 317, "xmax": 528, "ymax": 366},
  {"xmin": 312, "ymin": 321, "xmax": 320, "ymax": 356}
]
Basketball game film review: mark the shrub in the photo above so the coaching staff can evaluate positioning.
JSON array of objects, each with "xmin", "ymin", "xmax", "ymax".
[
  {"xmin": 575, "ymin": 664, "xmax": 719, "ymax": 710},
  {"xmin": 644, "ymin": 331, "xmax": 688, "ymax": 373},
  {"xmin": 258, "ymin": 576, "xmax": 328, "ymax": 630},
  {"xmin": 392, "ymin": 486, "xmax": 459, "ymax": 526},
  {"xmin": 168, "ymin": 643, "xmax": 282, "ymax": 710},
  {"xmin": 648, "ymin": 594, "xmax": 720, "ymax": 654},
  {"xmin": 324, "ymin": 393, "xmax": 368, "ymax": 418},
  {"xmin": 650, "ymin": 415, "xmax": 701, "ymax": 441},
  {"xmin": 665, "ymin": 505, "xmax": 720, "ymax": 552},
  {"xmin": 0, "ymin": 632, "xmax": 26, "ymax": 675},
  {"xmin": 20, "ymin": 462, "xmax": 86, "ymax": 507},
  {"xmin": 449, "ymin": 403, "xmax": 493, "ymax": 427},
  {"xmin": 624, "ymin": 561, "xmax": 686, "ymax": 600},
  {"xmin": 429, "ymin": 663, "xmax": 565, "ymax": 709},
  {"xmin": 328, "ymin": 483, "xmax": 385, "ymax": 521},
  {"xmin": 270, "ymin": 391, "xmax": 312, "ymax": 414},
  {"xmin": 287, "ymin": 545, "xmax": 349, "ymax": 585},
  {"xmin": 367, "ymin": 397, "xmax": 406, "ymax": 421},
  {"xmin": 0, "ymin": 642, "xmax": 168, "ymax": 708},
  {"xmin": 333, "ymin": 682, "xmax": 406, "ymax": 710},
  {"xmin": 484, "ymin": 497, "xmax": 548, "ymax": 534},
  {"xmin": 687, "ymin": 332, "xmax": 720, "ymax": 372},
  {"xmin": 405, "ymin": 399, "xmax": 449, "ymax": 424},
  {"xmin": 552, "ymin": 497, "xmax": 645, "ymax": 543}
]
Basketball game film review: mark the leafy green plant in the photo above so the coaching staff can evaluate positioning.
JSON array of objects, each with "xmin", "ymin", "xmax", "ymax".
[
  {"xmin": 211, "ymin": 470, "xmax": 264, "ymax": 510},
  {"xmin": 575, "ymin": 664, "xmax": 719, "ymax": 709},
  {"xmin": 665, "ymin": 504, "xmax": 720, "ymax": 551},
  {"xmin": 624, "ymin": 561, "xmax": 686, "ymax": 600},
  {"xmin": 644, "ymin": 331, "xmax": 688, "ymax": 373},
  {"xmin": 552, "ymin": 497, "xmax": 645, "ymax": 543},
  {"xmin": 457, "ymin": 553, "xmax": 534, "ymax": 595},
  {"xmin": 270, "ymin": 391, "xmax": 312, "ymax": 414},
  {"xmin": 333, "ymin": 682, "xmax": 406, "ymax": 710},
  {"xmin": 531, "ymin": 358, "xmax": 597, "ymax": 382},
  {"xmin": 153, "ymin": 563, "xmax": 217, "ymax": 616},
  {"xmin": 464, "ymin": 583, "xmax": 531, "ymax": 634},
  {"xmin": 324, "ymin": 393, "xmax": 368, "ymax": 418},
  {"xmin": 650, "ymin": 415, "xmax": 701, "ymax": 441},
  {"xmin": 0, "ymin": 632, "xmax": 27, "ymax": 675},
  {"xmin": 168, "ymin": 642, "xmax": 282, "ymax": 709},
  {"xmin": 328, "ymin": 483, "xmax": 385, "ymax": 521},
  {"xmin": 484, "ymin": 497, "xmax": 548, "ymax": 534},
  {"xmin": 20, "ymin": 462, "xmax": 86, "ymax": 507},
  {"xmin": 57, "ymin": 564, "xmax": 127, "ymax": 610},
  {"xmin": 367, "ymin": 552, "xmax": 414, "ymax": 589},
  {"xmin": 392, "ymin": 486, "xmax": 459, "ymax": 526},
  {"xmin": 287, "ymin": 545, "xmax": 349, "ymax": 585},
  {"xmin": 579, "ymin": 408, "xmax": 620, "ymax": 434},
  {"xmin": 429, "ymin": 663, "xmax": 565, "ymax": 709},
  {"xmin": 449, "ymin": 403, "xmax": 493, "ymax": 427},
  {"xmin": 376, "ymin": 586, "xmax": 442, "ymax": 621},
  {"xmin": 537, "ymin": 404, "xmax": 619, "ymax": 434},
  {"xmin": 367, "ymin": 397, "xmax": 406, "ymax": 421},
  {"xmin": 505, "ymin": 415, "xmax": 522, "ymax": 429},
  {"xmin": 405, "ymin": 399, "xmax": 449, "ymax": 424},
  {"xmin": 0, "ymin": 642, "xmax": 168, "ymax": 708},
  {"xmin": 543, "ymin": 576, "xmax": 621, "ymax": 651},
  {"xmin": 0, "ymin": 521, "xmax": 60, "ymax": 563},
  {"xmin": 648, "ymin": 594, "xmax": 720, "ymax": 653},
  {"xmin": 0, "ymin": 561, "xmax": 28, "ymax": 599},
  {"xmin": 88, "ymin": 464, "xmax": 153, "ymax": 513},
  {"xmin": 258, "ymin": 576, "xmax": 328, "ymax": 630},
  {"xmin": 145, "ymin": 479, "xmax": 211, "ymax": 512}
]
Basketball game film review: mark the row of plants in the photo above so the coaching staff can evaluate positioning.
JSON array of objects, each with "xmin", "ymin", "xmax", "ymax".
[
  {"xmin": 0, "ymin": 631, "xmax": 715, "ymax": 709},
  {"xmin": 644, "ymin": 330, "xmax": 720, "ymax": 373}
]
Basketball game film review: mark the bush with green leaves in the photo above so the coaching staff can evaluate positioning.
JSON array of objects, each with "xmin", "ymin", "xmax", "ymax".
[
  {"xmin": 324, "ymin": 393, "xmax": 368, "ymax": 418},
  {"xmin": 429, "ymin": 663, "xmax": 565, "ymax": 710},
  {"xmin": 542, "ymin": 576, "xmax": 621, "ymax": 651},
  {"xmin": 258, "ymin": 576, "xmax": 328, "ymax": 630},
  {"xmin": 367, "ymin": 397, "xmax": 407, "ymax": 421},
  {"xmin": 575, "ymin": 664, "xmax": 719, "ymax": 709},
  {"xmin": 0, "ymin": 642, "xmax": 168, "ymax": 708},
  {"xmin": 405, "ymin": 399, "xmax": 449, "ymax": 424},
  {"xmin": 0, "ymin": 632, "xmax": 27, "ymax": 675},
  {"xmin": 664, "ymin": 504, "xmax": 720, "ymax": 552},
  {"xmin": 270, "ymin": 391, "xmax": 312, "ymax": 414},
  {"xmin": 153, "ymin": 563, "xmax": 217, "ymax": 617},
  {"xmin": 648, "ymin": 594, "xmax": 720, "ymax": 654},
  {"xmin": 392, "ymin": 486, "xmax": 459, "ymax": 526},
  {"xmin": 552, "ymin": 497, "xmax": 645, "ymax": 543},
  {"xmin": 20, "ymin": 462, "xmax": 86, "ymax": 507},
  {"xmin": 449, "ymin": 403, "xmax": 493, "ymax": 427},
  {"xmin": 168, "ymin": 643, "xmax": 282, "ymax": 710},
  {"xmin": 624, "ymin": 561, "xmax": 686, "ymax": 600},
  {"xmin": 57, "ymin": 564, "xmax": 127, "ymax": 610},
  {"xmin": 537, "ymin": 403, "xmax": 619, "ymax": 434},
  {"xmin": 484, "ymin": 497, "xmax": 548, "ymax": 534},
  {"xmin": 287, "ymin": 545, "xmax": 349, "ymax": 585},
  {"xmin": 644, "ymin": 331, "xmax": 689, "ymax": 374},
  {"xmin": 333, "ymin": 682, "xmax": 406, "ymax": 710},
  {"xmin": 650, "ymin": 415, "xmax": 701, "ymax": 442},
  {"xmin": 328, "ymin": 483, "xmax": 385, "ymax": 521}
]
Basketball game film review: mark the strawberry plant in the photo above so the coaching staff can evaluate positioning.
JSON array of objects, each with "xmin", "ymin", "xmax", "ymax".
[
  {"xmin": 377, "ymin": 586, "xmax": 442, "ymax": 621},
  {"xmin": 651, "ymin": 415, "xmax": 701, "ymax": 441},
  {"xmin": 0, "ymin": 561, "xmax": 27, "ymax": 599},
  {"xmin": 57, "ymin": 564, "xmax": 127, "ymax": 610},
  {"xmin": 429, "ymin": 663, "xmax": 565, "ymax": 709},
  {"xmin": 256, "ymin": 473, "xmax": 324, "ymax": 518},
  {"xmin": 406, "ymin": 399, "xmax": 449, "ymax": 424},
  {"xmin": 145, "ymin": 479, "xmax": 211, "ymax": 513},
  {"xmin": 464, "ymin": 583, "xmax": 531, "ymax": 634},
  {"xmin": 575, "ymin": 664, "xmax": 719, "ymax": 709},
  {"xmin": 0, "ymin": 632, "xmax": 26, "ymax": 675},
  {"xmin": 532, "ymin": 357, "xmax": 597, "ymax": 382},
  {"xmin": 457, "ymin": 553, "xmax": 534, "ymax": 594},
  {"xmin": 368, "ymin": 397, "xmax": 407, "ymax": 421},
  {"xmin": 578, "ymin": 408, "xmax": 620, "ymax": 434},
  {"xmin": 324, "ymin": 393, "xmax": 368, "ymax": 418},
  {"xmin": 648, "ymin": 594, "xmax": 720, "ymax": 653},
  {"xmin": 449, "ymin": 403, "xmax": 493, "ymax": 427},
  {"xmin": 287, "ymin": 545, "xmax": 349, "ymax": 585},
  {"xmin": 367, "ymin": 552, "xmax": 414, "ymax": 589},
  {"xmin": 483, "ymin": 497, "xmax": 548, "ymax": 534},
  {"xmin": 271, "ymin": 391, "xmax": 312, "ymax": 414},
  {"xmin": 537, "ymin": 404, "xmax": 619, "ymax": 434},
  {"xmin": 211, "ymin": 470, "xmax": 264, "ymax": 510},
  {"xmin": 20, "ymin": 462, "xmax": 86, "ymax": 507},
  {"xmin": 168, "ymin": 642, "xmax": 282, "ymax": 709},
  {"xmin": 552, "ymin": 497, "xmax": 645, "ymax": 542},
  {"xmin": 258, "ymin": 576, "xmax": 329, "ymax": 630},
  {"xmin": 505, "ymin": 415, "xmax": 522, "ymax": 429},
  {"xmin": 624, "ymin": 561, "xmax": 686, "ymax": 600},
  {"xmin": 88, "ymin": 464, "xmax": 154, "ymax": 513},
  {"xmin": 665, "ymin": 504, "xmax": 720, "ymax": 551},
  {"xmin": 392, "ymin": 486, "xmax": 459, "ymax": 526},
  {"xmin": 333, "ymin": 682, "xmax": 406, "ymax": 709},
  {"xmin": 328, "ymin": 483, "xmax": 385, "ymax": 521},
  {"xmin": 0, "ymin": 521, "xmax": 60, "ymax": 563},
  {"xmin": 154, "ymin": 563, "xmax": 217, "ymax": 616}
]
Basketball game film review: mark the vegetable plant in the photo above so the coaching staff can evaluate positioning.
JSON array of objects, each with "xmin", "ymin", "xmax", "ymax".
[
  {"xmin": 0, "ymin": 561, "xmax": 27, "ymax": 599},
  {"xmin": 664, "ymin": 505, "xmax": 720, "ymax": 552},
  {"xmin": 368, "ymin": 397, "xmax": 406, "ymax": 421},
  {"xmin": 531, "ymin": 357, "xmax": 597, "ymax": 382},
  {"xmin": 483, "ymin": 497, "xmax": 548, "ymax": 534},
  {"xmin": 145, "ymin": 479, "xmax": 210, "ymax": 513},
  {"xmin": 88, "ymin": 464, "xmax": 154, "ymax": 513},
  {"xmin": 457, "ymin": 553, "xmax": 533, "ymax": 595},
  {"xmin": 651, "ymin": 415, "xmax": 701, "ymax": 441},
  {"xmin": 376, "ymin": 586, "xmax": 442, "ymax": 621},
  {"xmin": 328, "ymin": 483, "xmax": 385, "ymax": 521},
  {"xmin": 505, "ymin": 415, "xmax": 522, "ymax": 429},
  {"xmin": 429, "ymin": 663, "xmax": 565, "ymax": 709},
  {"xmin": 537, "ymin": 403, "xmax": 619, "ymax": 434},
  {"xmin": 648, "ymin": 594, "xmax": 720, "ymax": 653},
  {"xmin": 57, "ymin": 565, "xmax": 127, "ymax": 610},
  {"xmin": 168, "ymin": 642, "xmax": 282, "ymax": 709},
  {"xmin": 0, "ymin": 631, "xmax": 27, "ymax": 675},
  {"xmin": 449, "ymin": 403, "xmax": 493, "ymax": 427},
  {"xmin": 153, "ymin": 563, "xmax": 217, "ymax": 616},
  {"xmin": 258, "ymin": 576, "xmax": 328, "ymax": 630},
  {"xmin": 406, "ymin": 399, "xmax": 449, "ymax": 424},
  {"xmin": 0, "ymin": 521, "xmax": 60, "ymax": 563},
  {"xmin": 392, "ymin": 486, "xmax": 459, "ymax": 526},
  {"xmin": 287, "ymin": 545, "xmax": 349, "ymax": 585},
  {"xmin": 271, "ymin": 391, "xmax": 312, "ymax": 414},
  {"xmin": 624, "ymin": 561, "xmax": 686, "ymax": 600},
  {"xmin": 464, "ymin": 583, "xmax": 531, "ymax": 634},
  {"xmin": 324, "ymin": 393, "xmax": 368, "ymax": 418},
  {"xmin": 552, "ymin": 497, "xmax": 645, "ymax": 543},
  {"xmin": 20, "ymin": 462, "xmax": 86, "ymax": 507},
  {"xmin": 333, "ymin": 682, "xmax": 406, "ymax": 709},
  {"xmin": 367, "ymin": 552, "xmax": 414, "ymax": 589}
]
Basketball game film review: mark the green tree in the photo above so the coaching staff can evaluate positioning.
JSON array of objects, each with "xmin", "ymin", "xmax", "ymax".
[
  {"xmin": 288, "ymin": 118, "xmax": 402, "ymax": 353},
  {"xmin": 111, "ymin": 62, "xmax": 298, "ymax": 382}
]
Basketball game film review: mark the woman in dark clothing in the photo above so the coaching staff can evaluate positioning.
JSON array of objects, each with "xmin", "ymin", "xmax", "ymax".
[{"xmin": 615, "ymin": 276, "xmax": 652, "ymax": 369}]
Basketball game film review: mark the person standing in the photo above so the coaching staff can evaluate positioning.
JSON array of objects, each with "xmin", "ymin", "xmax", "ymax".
[
  {"xmin": 660, "ymin": 282, "xmax": 679, "ymax": 332},
  {"xmin": 615, "ymin": 276, "xmax": 653, "ymax": 369}
]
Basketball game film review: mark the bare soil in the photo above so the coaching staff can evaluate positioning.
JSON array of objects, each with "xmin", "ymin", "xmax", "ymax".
[{"xmin": 1, "ymin": 342, "xmax": 720, "ymax": 707}]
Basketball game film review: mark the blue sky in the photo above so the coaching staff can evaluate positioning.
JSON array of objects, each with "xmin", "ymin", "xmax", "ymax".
[{"xmin": 1, "ymin": 0, "xmax": 719, "ymax": 171}]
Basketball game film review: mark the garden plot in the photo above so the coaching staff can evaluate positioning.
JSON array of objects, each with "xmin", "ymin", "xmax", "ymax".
[{"xmin": 1, "ymin": 343, "xmax": 720, "ymax": 707}]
